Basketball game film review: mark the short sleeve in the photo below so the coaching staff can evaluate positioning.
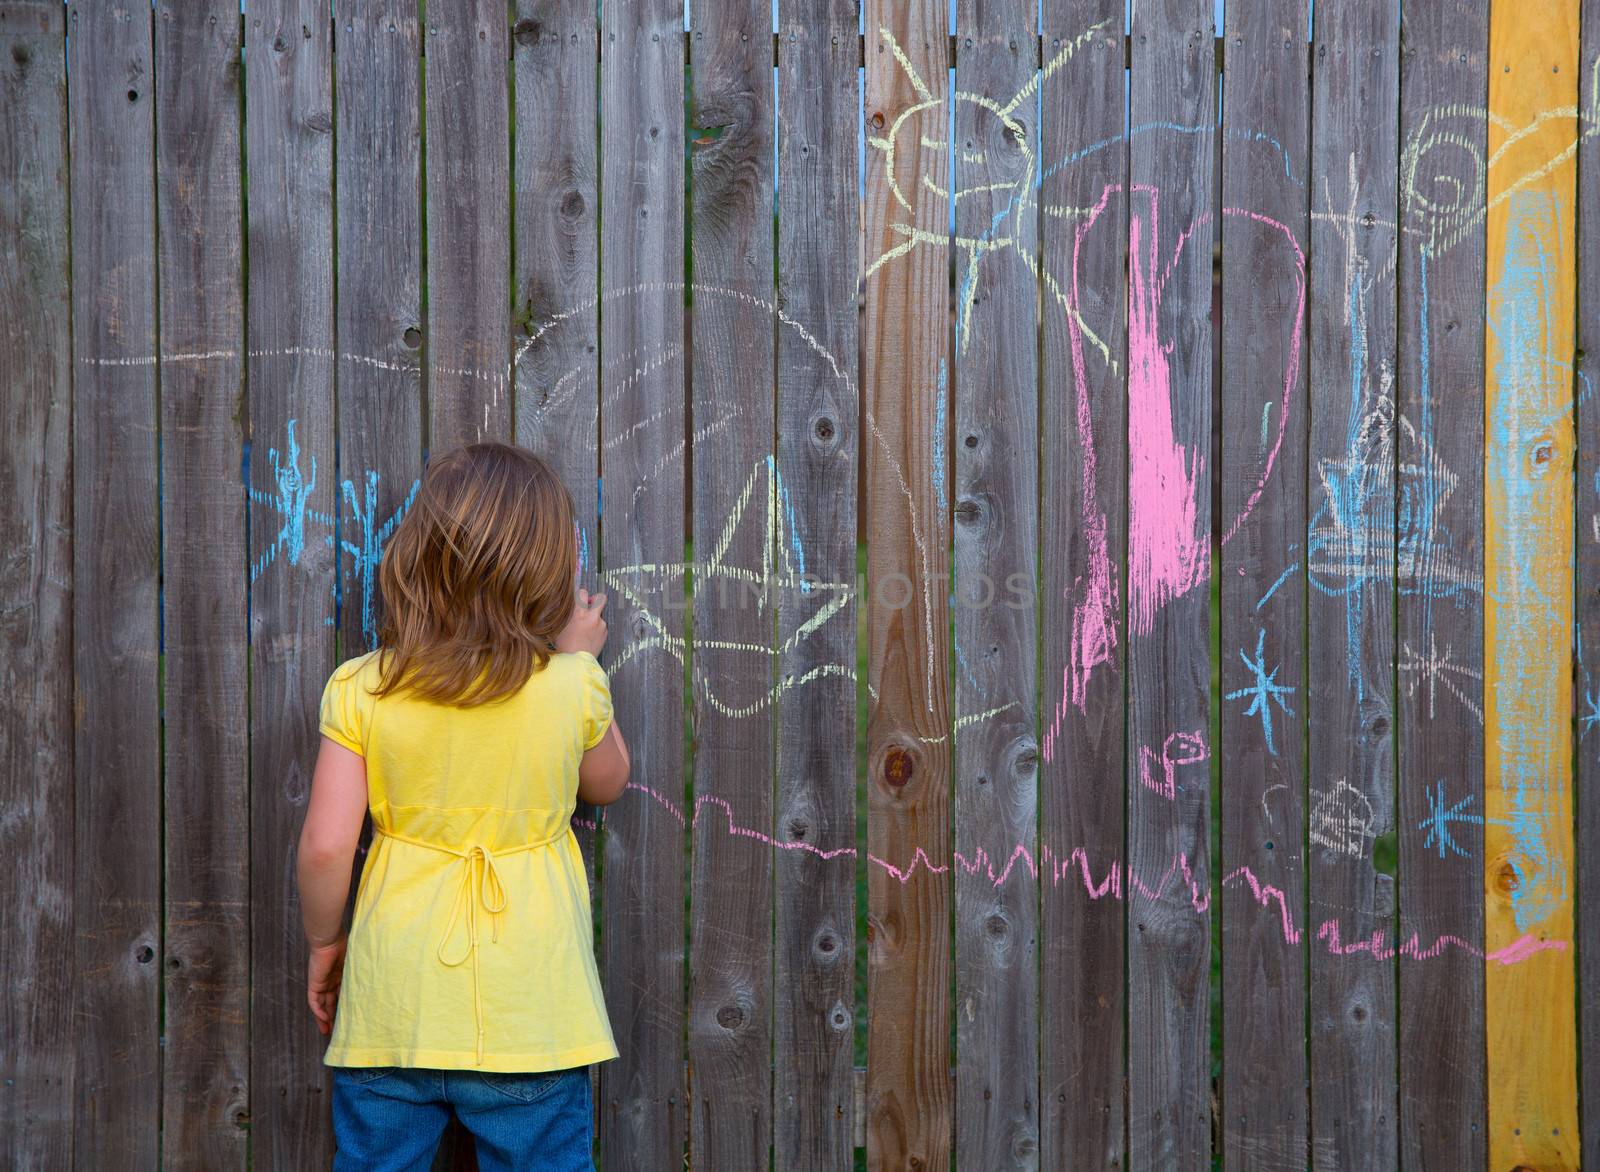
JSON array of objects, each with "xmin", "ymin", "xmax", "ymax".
[
  {"xmin": 576, "ymin": 653, "xmax": 613, "ymax": 751},
  {"xmin": 318, "ymin": 658, "xmax": 372, "ymax": 755}
]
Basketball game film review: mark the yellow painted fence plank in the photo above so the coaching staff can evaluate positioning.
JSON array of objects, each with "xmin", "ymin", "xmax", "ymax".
[{"xmin": 1484, "ymin": 2, "xmax": 1581, "ymax": 1169}]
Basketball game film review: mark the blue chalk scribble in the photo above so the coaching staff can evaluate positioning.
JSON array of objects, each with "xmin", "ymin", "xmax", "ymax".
[
  {"xmin": 1417, "ymin": 780, "xmax": 1487, "ymax": 861},
  {"xmin": 247, "ymin": 420, "xmax": 421, "ymax": 651},
  {"xmin": 767, "ymin": 455, "xmax": 808, "ymax": 591},
  {"xmin": 1255, "ymin": 560, "xmax": 1299, "ymax": 611},
  {"xmin": 338, "ymin": 470, "xmax": 421, "ymax": 649},
  {"xmin": 248, "ymin": 419, "xmax": 331, "ymax": 580},
  {"xmin": 1486, "ymin": 189, "xmax": 1572, "ymax": 932},
  {"xmin": 1224, "ymin": 627, "xmax": 1295, "ymax": 756}
]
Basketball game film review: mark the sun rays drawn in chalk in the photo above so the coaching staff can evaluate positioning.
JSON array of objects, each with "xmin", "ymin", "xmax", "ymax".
[{"xmin": 864, "ymin": 20, "xmax": 1108, "ymax": 363}]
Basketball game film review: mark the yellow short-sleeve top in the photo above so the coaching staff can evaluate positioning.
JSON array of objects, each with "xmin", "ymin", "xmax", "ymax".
[{"xmin": 318, "ymin": 649, "xmax": 619, "ymax": 1073}]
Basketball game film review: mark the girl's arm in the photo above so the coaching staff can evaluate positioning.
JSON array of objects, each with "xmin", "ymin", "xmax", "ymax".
[
  {"xmin": 578, "ymin": 718, "xmax": 630, "ymax": 806},
  {"xmin": 298, "ymin": 736, "xmax": 369, "ymax": 943},
  {"xmin": 296, "ymin": 736, "xmax": 369, "ymax": 1033}
]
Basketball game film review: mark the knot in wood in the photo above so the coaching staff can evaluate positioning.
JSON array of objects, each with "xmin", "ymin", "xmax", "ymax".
[{"xmin": 883, "ymin": 745, "xmax": 915, "ymax": 787}]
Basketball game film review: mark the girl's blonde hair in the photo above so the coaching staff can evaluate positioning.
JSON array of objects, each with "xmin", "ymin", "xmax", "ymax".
[{"xmin": 374, "ymin": 442, "xmax": 577, "ymax": 705}]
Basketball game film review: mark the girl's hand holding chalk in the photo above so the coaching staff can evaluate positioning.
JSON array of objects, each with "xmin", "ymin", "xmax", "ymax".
[{"xmin": 554, "ymin": 587, "xmax": 608, "ymax": 659}]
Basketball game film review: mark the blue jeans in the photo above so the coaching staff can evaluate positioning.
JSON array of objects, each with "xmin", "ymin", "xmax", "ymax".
[{"xmin": 331, "ymin": 1066, "xmax": 593, "ymax": 1171}]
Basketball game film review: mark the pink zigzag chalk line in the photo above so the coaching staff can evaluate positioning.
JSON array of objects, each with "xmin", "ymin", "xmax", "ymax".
[{"xmin": 595, "ymin": 782, "xmax": 1564, "ymax": 968}]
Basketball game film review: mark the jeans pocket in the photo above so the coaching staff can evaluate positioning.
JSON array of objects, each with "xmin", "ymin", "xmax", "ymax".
[
  {"xmin": 476, "ymin": 1068, "xmax": 574, "ymax": 1104},
  {"xmin": 341, "ymin": 1065, "xmax": 399, "ymax": 1086}
]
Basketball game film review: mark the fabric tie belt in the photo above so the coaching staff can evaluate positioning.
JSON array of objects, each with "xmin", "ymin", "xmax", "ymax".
[{"xmin": 373, "ymin": 825, "xmax": 565, "ymax": 1065}]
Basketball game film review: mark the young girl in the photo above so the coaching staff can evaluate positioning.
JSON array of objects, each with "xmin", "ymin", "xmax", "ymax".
[{"xmin": 296, "ymin": 442, "xmax": 630, "ymax": 1172}]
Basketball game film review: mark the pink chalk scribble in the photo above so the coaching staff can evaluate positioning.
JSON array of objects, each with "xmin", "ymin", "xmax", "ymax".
[
  {"xmin": 1218, "ymin": 208, "xmax": 1307, "ymax": 545},
  {"xmin": 1042, "ymin": 189, "xmax": 1308, "ymax": 741},
  {"xmin": 610, "ymin": 782, "xmax": 857, "ymax": 862},
  {"xmin": 1127, "ymin": 193, "xmax": 1208, "ymax": 637},
  {"xmin": 596, "ymin": 781, "xmax": 1562, "ymax": 967},
  {"xmin": 1044, "ymin": 183, "xmax": 1125, "ymax": 766},
  {"xmin": 1137, "ymin": 728, "xmax": 1209, "ymax": 800}
]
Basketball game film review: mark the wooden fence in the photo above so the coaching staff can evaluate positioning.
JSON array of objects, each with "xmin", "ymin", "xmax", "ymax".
[{"xmin": 4, "ymin": 0, "xmax": 1600, "ymax": 1168}]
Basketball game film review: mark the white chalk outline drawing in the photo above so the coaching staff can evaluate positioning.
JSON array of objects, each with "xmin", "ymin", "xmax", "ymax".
[
  {"xmin": 1398, "ymin": 632, "xmax": 1484, "ymax": 724},
  {"xmin": 512, "ymin": 277, "xmax": 863, "ymax": 718},
  {"xmin": 1343, "ymin": 66, "xmax": 1600, "ymax": 281},
  {"xmin": 598, "ymin": 454, "xmax": 856, "ymax": 719},
  {"xmin": 1396, "ymin": 414, "xmax": 1483, "ymax": 602},
  {"xmin": 1309, "ymin": 779, "xmax": 1378, "ymax": 859},
  {"xmin": 1306, "ymin": 154, "xmax": 1398, "ymax": 707},
  {"xmin": 864, "ymin": 21, "xmax": 1106, "ymax": 362}
]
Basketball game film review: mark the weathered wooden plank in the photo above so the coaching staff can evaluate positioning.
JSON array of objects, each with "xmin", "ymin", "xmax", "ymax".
[
  {"xmin": 66, "ymin": 3, "xmax": 162, "ymax": 1164},
  {"xmin": 1394, "ymin": 2, "xmax": 1488, "ymax": 1164},
  {"xmin": 1125, "ymin": 2, "xmax": 1214, "ymax": 1166},
  {"xmin": 772, "ymin": 0, "xmax": 860, "ymax": 1165},
  {"xmin": 596, "ymin": 3, "xmax": 687, "ymax": 1167},
  {"xmin": 335, "ymin": 0, "xmax": 422, "ymax": 660},
  {"xmin": 1218, "ymin": 2, "xmax": 1309, "ymax": 1167},
  {"xmin": 1578, "ymin": 2, "xmax": 1600, "ymax": 1166},
  {"xmin": 512, "ymin": 0, "xmax": 600, "ymax": 881},
  {"xmin": 1306, "ymin": 2, "xmax": 1400, "ymax": 1167},
  {"xmin": 686, "ymin": 0, "xmax": 778, "ymax": 1165},
  {"xmin": 245, "ymin": 1, "xmax": 337, "ymax": 1165},
  {"xmin": 156, "ymin": 4, "xmax": 249, "ymax": 1165},
  {"xmin": 425, "ymin": 0, "xmax": 510, "ymax": 448},
  {"xmin": 1037, "ymin": 6, "xmax": 1127, "ymax": 1167},
  {"xmin": 1483, "ymin": 4, "xmax": 1581, "ymax": 1168},
  {"xmin": 0, "ymin": 4, "xmax": 73, "ymax": 1165},
  {"xmin": 511, "ymin": 14, "xmax": 602, "ymax": 1147},
  {"xmin": 333, "ymin": 14, "xmax": 444, "ymax": 1163},
  {"xmin": 862, "ymin": 0, "xmax": 954, "ymax": 1165},
  {"xmin": 951, "ymin": 0, "xmax": 1039, "ymax": 1165}
]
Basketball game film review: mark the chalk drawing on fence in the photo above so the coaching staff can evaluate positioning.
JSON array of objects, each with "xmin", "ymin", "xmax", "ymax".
[
  {"xmin": 1306, "ymin": 157, "xmax": 1397, "ymax": 706},
  {"xmin": 598, "ymin": 455, "xmax": 855, "ymax": 719},
  {"xmin": 1398, "ymin": 633, "xmax": 1485, "ymax": 724},
  {"xmin": 246, "ymin": 419, "xmax": 420, "ymax": 650},
  {"xmin": 30, "ymin": 8, "xmax": 1600, "ymax": 1163},
  {"xmin": 1418, "ymin": 781, "xmax": 1512, "ymax": 862},
  {"xmin": 1051, "ymin": 181, "xmax": 1306, "ymax": 717},
  {"xmin": 1486, "ymin": 187, "xmax": 1574, "ymax": 935},
  {"xmin": 1136, "ymin": 730, "xmax": 1209, "ymax": 801},
  {"xmin": 1224, "ymin": 628, "xmax": 1296, "ymax": 755},
  {"xmin": 1310, "ymin": 780, "xmax": 1379, "ymax": 859}
]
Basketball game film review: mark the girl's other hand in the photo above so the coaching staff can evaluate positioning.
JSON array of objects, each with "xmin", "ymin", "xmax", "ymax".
[
  {"xmin": 307, "ymin": 937, "xmax": 347, "ymax": 1036},
  {"xmin": 554, "ymin": 588, "xmax": 608, "ymax": 658}
]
